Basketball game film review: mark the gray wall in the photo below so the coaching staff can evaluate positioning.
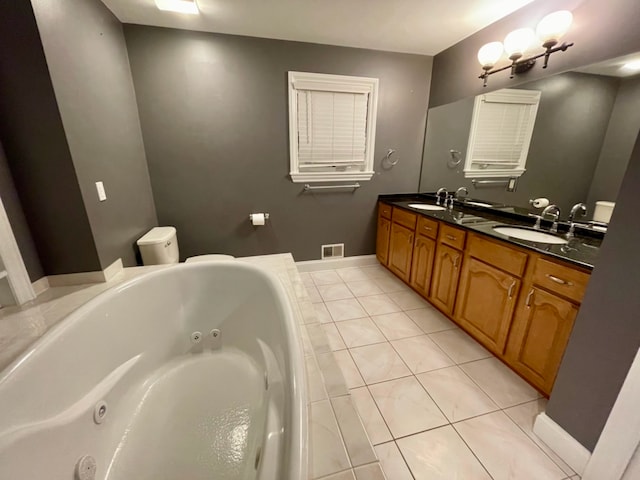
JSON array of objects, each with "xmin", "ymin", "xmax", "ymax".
[
  {"xmin": 124, "ymin": 26, "xmax": 432, "ymax": 261},
  {"xmin": 420, "ymin": 72, "xmax": 620, "ymax": 215},
  {"xmin": 31, "ymin": 0, "xmax": 158, "ymax": 269},
  {"xmin": 0, "ymin": 142, "xmax": 44, "ymax": 282},
  {"xmin": 0, "ymin": 0, "xmax": 101, "ymax": 275},
  {"xmin": 587, "ymin": 76, "xmax": 640, "ymax": 211},
  {"xmin": 547, "ymin": 131, "xmax": 640, "ymax": 452},
  {"xmin": 430, "ymin": 0, "xmax": 640, "ymax": 107}
]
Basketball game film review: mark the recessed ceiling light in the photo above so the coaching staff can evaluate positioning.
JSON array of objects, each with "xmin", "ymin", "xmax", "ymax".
[
  {"xmin": 621, "ymin": 60, "xmax": 640, "ymax": 72},
  {"xmin": 155, "ymin": 0, "xmax": 199, "ymax": 15}
]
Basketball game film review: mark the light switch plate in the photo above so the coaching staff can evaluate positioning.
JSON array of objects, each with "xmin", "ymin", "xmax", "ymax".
[{"xmin": 95, "ymin": 181, "xmax": 107, "ymax": 201}]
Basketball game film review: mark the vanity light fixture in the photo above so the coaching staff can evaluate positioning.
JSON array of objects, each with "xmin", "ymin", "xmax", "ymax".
[
  {"xmin": 155, "ymin": 0, "xmax": 199, "ymax": 14},
  {"xmin": 478, "ymin": 10, "xmax": 574, "ymax": 87},
  {"xmin": 621, "ymin": 60, "xmax": 640, "ymax": 73}
]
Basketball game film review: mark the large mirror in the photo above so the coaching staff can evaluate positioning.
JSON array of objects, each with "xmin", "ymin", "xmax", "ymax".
[{"xmin": 419, "ymin": 52, "xmax": 640, "ymax": 222}]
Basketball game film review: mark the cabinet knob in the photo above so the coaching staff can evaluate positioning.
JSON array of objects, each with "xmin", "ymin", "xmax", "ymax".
[
  {"xmin": 525, "ymin": 289, "xmax": 535, "ymax": 307},
  {"xmin": 546, "ymin": 274, "xmax": 573, "ymax": 286}
]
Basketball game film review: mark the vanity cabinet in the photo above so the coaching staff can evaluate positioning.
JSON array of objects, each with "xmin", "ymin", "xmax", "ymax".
[
  {"xmin": 388, "ymin": 208, "xmax": 417, "ymax": 282},
  {"xmin": 454, "ymin": 234, "xmax": 528, "ymax": 355},
  {"xmin": 376, "ymin": 202, "xmax": 393, "ymax": 265},
  {"xmin": 409, "ymin": 220, "xmax": 438, "ymax": 297},
  {"xmin": 506, "ymin": 256, "xmax": 589, "ymax": 393},
  {"xmin": 429, "ymin": 225, "xmax": 465, "ymax": 316},
  {"xmin": 374, "ymin": 202, "xmax": 593, "ymax": 396}
]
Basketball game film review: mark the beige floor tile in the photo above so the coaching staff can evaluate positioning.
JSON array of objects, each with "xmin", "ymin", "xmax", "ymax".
[
  {"xmin": 299, "ymin": 271, "xmax": 315, "ymax": 288},
  {"xmin": 333, "ymin": 350, "xmax": 365, "ymax": 389},
  {"xmin": 460, "ymin": 357, "xmax": 541, "ymax": 408},
  {"xmin": 321, "ymin": 470, "xmax": 356, "ymax": 480},
  {"xmin": 325, "ymin": 298, "xmax": 369, "ymax": 322},
  {"xmin": 391, "ymin": 335, "xmax": 455, "ymax": 374},
  {"xmin": 354, "ymin": 463, "xmax": 386, "ymax": 480},
  {"xmin": 361, "ymin": 264, "xmax": 395, "ymax": 279},
  {"xmin": 350, "ymin": 387, "xmax": 392, "ymax": 445},
  {"xmin": 374, "ymin": 442, "xmax": 413, "ymax": 480},
  {"xmin": 405, "ymin": 306, "xmax": 458, "ymax": 333},
  {"xmin": 504, "ymin": 399, "xmax": 576, "ymax": 476},
  {"xmin": 387, "ymin": 290, "xmax": 431, "ymax": 310},
  {"xmin": 369, "ymin": 376, "xmax": 447, "ymax": 438},
  {"xmin": 317, "ymin": 352, "xmax": 350, "ymax": 397},
  {"xmin": 322, "ymin": 323, "xmax": 348, "ymax": 351},
  {"xmin": 310, "ymin": 400, "xmax": 351, "ymax": 478},
  {"xmin": 358, "ymin": 294, "xmax": 402, "ymax": 316},
  {"xmin": 306, "ymin": 284, "xmax": 324, "ymax": 303},
  {"xmin": 373, "ymin": 275, "xmax": 410, "ymax": 293},
  {"xmin": 318, "ymin": 283, "xmax": 355, "ymax": 301},
  {"xmin": 346, "ymin": 279, "xmax": 383, "ymax": 297},
  {"xmin": 311, "ymin": 270, "xmax": 344, "ymax": 286},
  {"xmin": 306, "ymin": 355, "xmax": 328, "ymax": 402},
  {"xmin": 429, "ymin": 329, "xmax": 491, "ymax": 363},
  {"xmin": 397, "ymin": 425, "xmax": 491, "ymax": 480},
  {"xmin": 314, "ymin": 303, "xmax": 334, "ymax": 324},
  {"xmin": 454, "ymin": 411, "xmax": 566, "ymax": 480},
  {"xmin": 350, "ymin": 343, "xmax": 411, "ymax": 385},
  {"xmin": 335, "ymin": 318, "xmax": 387, "ymax": 348},
  {"xmin": 336, "ymin": 267, "xmax": 370, "ymax": 282},
  {"xmin": 372, "ymin": 312, "xmax": 423, "ymax": 340},
  {"xmin": 416, "ymin": 366, "xmax": 499, "ymax": 422}
]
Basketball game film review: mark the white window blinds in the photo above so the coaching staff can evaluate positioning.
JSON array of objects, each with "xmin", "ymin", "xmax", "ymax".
[
  {"xmin": 296, "ymin": 90, "xmax": 369, "ymax": 166},
  {"xmin": 288, "ymin": 71, "xmax": 379, "ymax": 183},
  {"xmin": 463, "ymin": 89, "xmax": 541, "ymax": 178}
]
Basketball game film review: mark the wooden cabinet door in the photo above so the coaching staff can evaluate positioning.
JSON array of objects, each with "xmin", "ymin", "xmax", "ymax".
[
  {"xmin": 388, "ymin": 223, "xmax": 414, "ymax": 282},
  {"xmin": 429, "ymin": 244, "xmax": 462, "ymax": 315},
  {"xmin": 376, "ymin": 216, "xmax": 391, "ymax": 265},
  {"xmin": 454, "ymin": 258, "xmax": 520, "ymax": 355},
  {"xmin": 506, "ymin": 287, "xmax": 578, "ymax": 394},
  {"xmin": 410, "ymin": 235, "xmax": 436, "ymax": 297}
]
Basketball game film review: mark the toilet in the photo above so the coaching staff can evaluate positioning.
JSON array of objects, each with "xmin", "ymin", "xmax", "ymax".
[{"xmin": 136, "ymin": 226, "xmax": 234, "ymax": 265}]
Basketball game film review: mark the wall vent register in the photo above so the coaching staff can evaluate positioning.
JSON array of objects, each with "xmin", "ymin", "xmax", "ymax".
[
  {"xmin": 288, "ymin": 71, "xmax": 379, "ymax": 183},
  {"xmin": 321, "ymin": 243, "xmax": 345, "ymax": 259},
  {"xmin": 464, "ymin": 88, "xmax": 541, "ymax": 178}
]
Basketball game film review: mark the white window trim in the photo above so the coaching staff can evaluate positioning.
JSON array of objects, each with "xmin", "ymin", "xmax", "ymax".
[
  {"xmin": 463, "ymin": 88, "xmax": 541, "ymax": 178},
  {"xmin": 288, "ymin": 71, "xmax": 379, "ymax": 183}
]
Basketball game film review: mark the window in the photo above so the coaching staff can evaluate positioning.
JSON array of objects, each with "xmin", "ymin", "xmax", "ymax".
[
  {"xmin": 463, "ymin": 88, "xmax": 541, "ymax": 178},
  {"xmin": 288, "ymin": 71, "xmax": 379, "ymax": 183}
]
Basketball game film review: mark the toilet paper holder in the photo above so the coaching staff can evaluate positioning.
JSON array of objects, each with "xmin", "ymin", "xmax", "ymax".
[{"xmin": 249, "ymin": 213, "xmax": 270, "ymax": 223}]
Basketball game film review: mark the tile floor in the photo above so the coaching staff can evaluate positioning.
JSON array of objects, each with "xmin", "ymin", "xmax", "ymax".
[{"xmin": 300, "ymin": 264, "xmax": 580, "ymax": 480}]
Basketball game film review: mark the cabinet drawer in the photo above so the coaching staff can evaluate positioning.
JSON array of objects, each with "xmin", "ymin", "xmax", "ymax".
[
  {"xmin": 392, "ymin": 207, "xmax": 417, "ymax": 230},
  {"xmin": 439, "ymin": 224, "xmax": 466, "ymax": 250},
  {"xmin": 532, "ymin": 257, "xmax": 590, "ymax": 303},
  {"xmin": 379, "ymin": 202, "xmax": 392, "ymax": 220},
  {"xmin": 417, "ymin": 216, "xmax": 439, "ymax": 239},
  {"xmin": 467, "ymin": 233, "xmax": 528, "ymax": 277}
]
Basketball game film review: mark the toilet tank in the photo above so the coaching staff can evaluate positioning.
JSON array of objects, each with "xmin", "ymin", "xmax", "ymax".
[{"xmin": 137, "ymin": 227, "xmax": 179, "ymax": 265}]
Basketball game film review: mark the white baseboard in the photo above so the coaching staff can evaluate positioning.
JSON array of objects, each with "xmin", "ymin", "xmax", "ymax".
[
  {"xmin": 31, "ymin": 276, "xmax": 50, "ymax": 296},
  {"xmin": 533, "ymin": 412, "xmax": 591, "ymax": 475},
  {"xmin": 47, "ymin": 258, "xmax": 124, "ymax": 287},
  {"xmin": 295, "ymin": 255, "xmax": 378, "ymax": 272}
]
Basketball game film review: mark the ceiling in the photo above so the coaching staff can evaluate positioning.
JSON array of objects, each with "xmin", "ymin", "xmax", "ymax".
[
  {"xmin": 100, "ymin": 0, "xmax": 536, "ymax": 55},
  {"xmin": 575, "ymin": 52, "xmax": 640, "ymax": 78}
]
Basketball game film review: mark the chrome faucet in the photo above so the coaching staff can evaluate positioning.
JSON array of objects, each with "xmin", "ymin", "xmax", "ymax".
[
  {"xmin": 535, "ymin": 204, "xmax": 561, "ymax": 233},
  {"xmin": 435, "ymin": 188, "xmax": 448, "ymax": 206},
  {"xmin": 455, "ymin": 187, "xmax": 469, "ymax": 201},
  {"xmin": 567, "ymin": 203, "xmax": 588, "ymax": 237}
]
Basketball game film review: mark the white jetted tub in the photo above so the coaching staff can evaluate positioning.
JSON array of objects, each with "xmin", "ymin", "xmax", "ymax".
[{"xmin": 0, "ymin": 261, "xmax": 307, "ymax": 480}]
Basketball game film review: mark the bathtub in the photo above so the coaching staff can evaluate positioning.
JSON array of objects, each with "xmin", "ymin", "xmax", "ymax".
[{"xmin": 0, "ymin": 261, "xmax": 307, "ymax": 480}]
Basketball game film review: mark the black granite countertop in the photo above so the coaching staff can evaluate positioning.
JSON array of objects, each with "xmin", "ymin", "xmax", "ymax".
[{"xmin": 379, "ymin": 193, "xmax": 603, "ymax": 270}]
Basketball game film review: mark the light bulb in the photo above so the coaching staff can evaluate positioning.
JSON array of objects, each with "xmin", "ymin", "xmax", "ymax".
[
  {"xmin": 536, "ymin": 10, "xmax": 573, "ymax": 48},
  {"xmin": 504, "ymin": 28, "xmax": 535, "ymax": 61},
  {"xmin": 621, "ymin": 60, "xmax": 640, "ymax": 73},
  {"xmin": 477, "ymin": 42, "xmax": 504, "ymax": 69}
]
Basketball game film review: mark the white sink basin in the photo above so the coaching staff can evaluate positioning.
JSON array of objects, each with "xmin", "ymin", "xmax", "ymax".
[
  {"xmin": 408, "ymin": 203, "xmax": 446, "ymax": 211},
  {"xmin": 466, "ymin": 201, "xmax": 494, "ymax": 208},
  {"xmin": 493, "ymin": 226, "xmax": 568, "ymax": 245}
]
